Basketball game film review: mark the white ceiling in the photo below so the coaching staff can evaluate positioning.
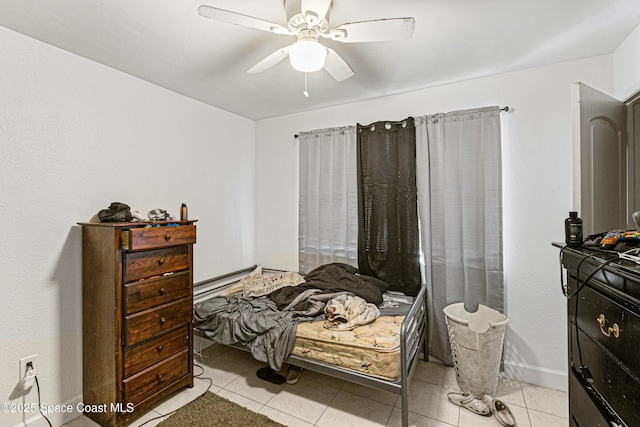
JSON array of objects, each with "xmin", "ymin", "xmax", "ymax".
[{"xmin": 1, "ymin": 0, "xmax": 639, "ymax": 120}]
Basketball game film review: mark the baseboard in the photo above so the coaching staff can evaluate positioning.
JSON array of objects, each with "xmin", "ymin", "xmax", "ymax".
[
  {"xmin": 12, "ymin": 394, "xmax": 83, "ymax": 427},
  {"xmin": 502, "ymin": 360, "xmax": 568, "ymax": 391}
]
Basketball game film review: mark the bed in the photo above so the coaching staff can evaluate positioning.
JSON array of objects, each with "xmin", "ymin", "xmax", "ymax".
[{"xmin": 192, "ymin": 265, "xmax": 428, "ymax": 427}]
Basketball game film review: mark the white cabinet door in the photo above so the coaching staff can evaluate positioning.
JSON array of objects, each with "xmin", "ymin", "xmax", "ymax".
[{"xmin": 572, "ymin": 82, "xmax": 628, "ymax": 236}]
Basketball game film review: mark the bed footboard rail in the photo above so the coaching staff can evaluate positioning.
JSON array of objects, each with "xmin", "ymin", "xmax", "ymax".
[{"xmin": 398, "ymin": 284, "xmax": 428, "ymax": 427}]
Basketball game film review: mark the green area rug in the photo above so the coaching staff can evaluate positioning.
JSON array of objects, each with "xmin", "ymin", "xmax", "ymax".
[{"xmin": 157, "ymin": 392, "xmax": 286, "ymax": 427}]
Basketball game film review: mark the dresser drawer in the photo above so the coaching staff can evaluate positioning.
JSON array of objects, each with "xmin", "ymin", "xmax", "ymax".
[
  {"xmin": 572, "ymin": 327, "xmax": 640, "ymax": 425},
  {"xmin": 123, "ymin": 246, "xmax": 190, "ymax": 282},
  {"xmin": 123, "ymin": 349, "xmax": 189, "ymax": 405},
  {"xmin": 575, "ymin": 285, "xmax": 640, "ymax": 375},
  {"xmin": 124, "ymin": 271, "xmax": 191, "ymax": 315},
  {"xmin": 569, "ymin": 368, "xmax": 614, "ymax": 426},
  {"xmin": 124, "ymin": 298, "xmax": 191, "ymax": 347},
  {"xmin": 123, "ymin": 225, "xmax": 196, "ymax": 251},
  {"xmin": 123, "ymin": 326, "xmax": 189, "ymax": 378}
]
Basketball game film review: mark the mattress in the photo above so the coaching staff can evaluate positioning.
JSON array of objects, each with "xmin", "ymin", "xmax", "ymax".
[{"xmin": 291, "ymin": 315, "xmax": 405, "ymax": 380}]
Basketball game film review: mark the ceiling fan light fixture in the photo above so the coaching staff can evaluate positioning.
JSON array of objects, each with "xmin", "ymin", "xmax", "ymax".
[
  {"xmin": 289, "ymin": 38, "xmax": 327, "ymax": 72},
  {"xmin": 198, "ymin": 3, "xmax": 416, "ymax": 81}
]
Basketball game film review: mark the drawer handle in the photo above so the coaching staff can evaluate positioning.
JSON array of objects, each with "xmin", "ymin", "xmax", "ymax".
[
  {"xmin": 159, "ymin": 288, "xmax": 166, "ymax": 295},
  {"xmin": 157, "ymin": 345, "xmax": 164, "ymax": 352},
  {"xmin": 165, "ymin": 234, "xmax": 171, "ymax": 241},
  {"xmin": 157, "ymin": 374, "xmax": 163, "ymax": 382},
  {"xmin": 597, "ymin": 314, "xmax": 620, "ymax": 338},
  {"xmin": 158, "ymin": 259, "xmax": 165, "ymax": 265},
  {"xmin": 160, "ymin": 317, "xmax": 166, "ymax": 325}
]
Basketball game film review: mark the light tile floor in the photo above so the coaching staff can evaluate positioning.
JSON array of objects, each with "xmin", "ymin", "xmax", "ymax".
[{"xmin": 64, "ymin": 344, "xmax": 568, "ymax": 427}]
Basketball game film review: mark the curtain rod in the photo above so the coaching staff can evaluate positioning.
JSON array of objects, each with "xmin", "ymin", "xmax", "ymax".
[{"xmin": 294, "ymin": 106, "xmax": 511, "ymax": 138}]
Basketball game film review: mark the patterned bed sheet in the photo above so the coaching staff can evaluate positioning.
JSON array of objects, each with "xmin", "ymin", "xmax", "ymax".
[{"xmin": 291, "ymin": 315, "xmax": 405, "ymax": 380}]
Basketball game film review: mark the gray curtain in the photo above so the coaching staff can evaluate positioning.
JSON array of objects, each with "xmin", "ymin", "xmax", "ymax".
[
  {"xmin": 415, "ymin": 106, "xmax": 503, "ymax": 364},
  {"xmin": 298, "ymin": 126, "xmax": 358, "ymax": 273}
]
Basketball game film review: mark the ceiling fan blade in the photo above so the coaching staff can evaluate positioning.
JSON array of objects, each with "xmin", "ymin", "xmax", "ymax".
[
  {"xmin": 327, "ymin": 17, "xmax": 415, "ymax": 43},
  {"xmin": 301, "ymin": 0, "xmax": 331, "ymax": 21},
  {"xmin": 198, "ymin": 5, "xmax": 291, "ymax": 35},
  {"xmin": 247, "ymin": 47, "xmax": 290, "ymax": 74},
  {"xmin": 324, "ymin": 48, "xmax": 354, "ymax": 81}
]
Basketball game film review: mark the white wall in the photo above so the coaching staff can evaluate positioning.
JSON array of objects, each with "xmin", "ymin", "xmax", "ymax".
[
  {"xmin": 254, "ymin": 55, "xmax": 615, "ymax": 391},
  {"xmin": 613, "ymin": 23, "xmax": 640, "ymax": 100},
  {"xmin": 0, "ymin": 27, "xmax": 255, "ymax": 426}
]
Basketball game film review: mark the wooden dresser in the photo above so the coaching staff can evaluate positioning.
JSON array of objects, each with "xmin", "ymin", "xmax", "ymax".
[
  {"xmin": 558, "ymin": 244, "xmax": 640, "ymax": 427},
  {"xmin": 80, "ymin": 221, "xmax": 196, "ymax": 426}
]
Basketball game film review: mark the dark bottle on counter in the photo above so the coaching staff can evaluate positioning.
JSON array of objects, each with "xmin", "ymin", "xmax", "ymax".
[
  {"xmin": 180, "ymin": 203, "xmax": 188, "ymax": 221},
  {"xmin": 565, "ymin": 211, "xmax": 583, "ymax": 247}
]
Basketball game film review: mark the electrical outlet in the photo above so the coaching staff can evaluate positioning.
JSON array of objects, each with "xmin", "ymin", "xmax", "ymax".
[{"xmin": 19, "ymin": 354, "xmax": 38, "ymax": 381}]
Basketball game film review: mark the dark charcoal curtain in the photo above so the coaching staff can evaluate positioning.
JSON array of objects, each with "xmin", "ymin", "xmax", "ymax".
[{"xmin": 356, "ymin": 118, "xmax": 421, "ymax": 296}]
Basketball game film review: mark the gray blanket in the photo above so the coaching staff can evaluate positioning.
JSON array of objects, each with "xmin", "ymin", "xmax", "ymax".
[{"xmin": 194, "ymin": 295, "xmax": 300, "ymax": 370}]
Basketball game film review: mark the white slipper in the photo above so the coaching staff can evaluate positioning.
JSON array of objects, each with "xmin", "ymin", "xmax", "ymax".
[
  {"xmin": 484, "ymin": 395, "xmax": 516, "ymax": 426},
  {"xmin": 447, "ymin": 392, "xmax": 491, "ymax": 416}
]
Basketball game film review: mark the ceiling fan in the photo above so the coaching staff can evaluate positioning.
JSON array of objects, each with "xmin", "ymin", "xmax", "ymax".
[{"xmin": 198, "ymin": 0, "xmax": 415, "ymax": 81}]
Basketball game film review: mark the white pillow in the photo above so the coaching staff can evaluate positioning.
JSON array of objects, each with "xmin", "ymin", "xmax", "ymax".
[
  {"xmin": 223, "ymin": 266, "xmax": 263, "ymax": 296},
  {"xmin": 241, "ymin": 271, "xmax": 305, "ymax": 297}
]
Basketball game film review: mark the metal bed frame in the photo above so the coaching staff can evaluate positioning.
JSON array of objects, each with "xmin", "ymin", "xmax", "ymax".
[{"xmin": 193, "ymin": 267, "xmax": 428, "ymax": 427}]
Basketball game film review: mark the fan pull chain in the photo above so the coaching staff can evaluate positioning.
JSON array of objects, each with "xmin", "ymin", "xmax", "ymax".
[{"xmin": 303, "ymin": 72, "xmax": 309, "ymax": 97}]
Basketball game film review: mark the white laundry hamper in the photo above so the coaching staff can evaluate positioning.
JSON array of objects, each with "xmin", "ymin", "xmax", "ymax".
[{"xmin": 444, "ymin": 303, "xmax": 508, "ymax": 397}]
